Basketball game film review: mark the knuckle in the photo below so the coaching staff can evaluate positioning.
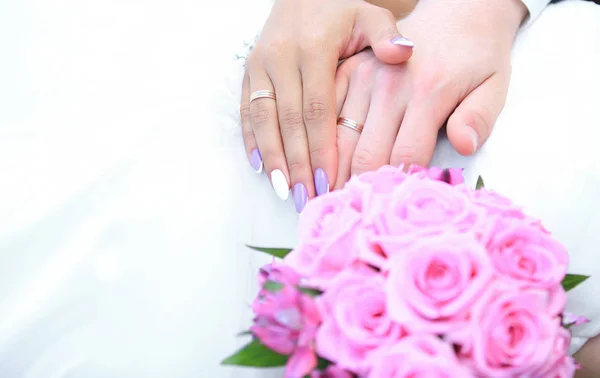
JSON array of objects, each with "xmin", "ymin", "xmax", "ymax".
[
  {"xmin": 244, "ymin": 52, "xmax": 261, "ymax": 72},
  {"xmin": 287, "ymin": 159, "xmax": 309, "ymax": 176},
  {"xmin": 374, "ymin": 66, "xmax": 402, "ymax": 96},
  {"xmin": 264, "ymin": 40, "xmax": 289, "ymax": 59},
  {"xmin": 414, "ymin": 70, "xmax": 445, "ymax": 98},
  {"xmin": 250, "ymin": 100, "xmax": 272, "ymax": 127},
  {"xmin": 242, "ymin": 127, "xmax": 255, "ymax": 141},
  {"xmin": 240, "ymin": 103, "xmax": 251, "ymax": 120},
  {"xmin": 413, "ymin": 70, "xmax": 460, "ymax": 105},
  {"xmin": 351, "ymin": 148, "xmax": 379, "ymax": 174},
  {"xmin": 309, "ymin": 144, "xmax": 329, "ymax": 161},
  {"xmin": 279, "ymin": 106, "xmax": 304, "ymax": 133},
  {"xmin": 471, "ymin": 104, "xmax": 496, "ymax": 137},
  {"xmin": 353, "ymin": 60, "xmax": 377, "ymax": 85},
  {"xmin": 391, "ymin": 144, "xmax": 420, "ymax": 167},
  {"xmin": 303, "ymin": 98, "xmax": 328, "ymax": 124}
]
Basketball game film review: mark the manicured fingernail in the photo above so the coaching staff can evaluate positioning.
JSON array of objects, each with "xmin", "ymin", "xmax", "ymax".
[
  {"xmin": 467, "ymin": 126, "xmax": 479, "ymax": 154},
  {"xmin": 293, "ymin": 183, "xmax": 308, "ymax": 214},
  {"xmin": 270, "ymin": 169, "xmax": 289, "ymax": 201},
  {"xmin": 314, "ymin": 168, "xmax": 329, "ymax": 196},
  {"xmin": 391, "ymin": 36, "xmax": 414, "ymax": 48},
  {"xmin": 250, "ymin": 149, "xmax": 263, "ymax": 173}
]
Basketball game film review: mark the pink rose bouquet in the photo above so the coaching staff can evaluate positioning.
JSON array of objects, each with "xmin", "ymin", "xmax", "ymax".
[{"xmin": 223, "ymin": 165, "xmax": 589, "ymax": 377}]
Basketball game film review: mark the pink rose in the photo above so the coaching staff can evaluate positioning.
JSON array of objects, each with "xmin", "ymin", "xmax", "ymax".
[
  {"xmin": 563, "ymin": 312, "xmax": 590, "ymax": 326},
  {"xmin": 469, "ymin": 285, "xmax": 557, "ymax": 377},
  {"xmin": 359, "ymin": 177, "xmax": 483, "ymax": 270},
  {"xmin": 368, "ymin": 335, "xmax": 472, "ymax": 378},
  {"xmin": 468, "ymin": 188, "xmax": 526, "ymax": 219},
  {"xmin": 316, "ymin": 267, "xmax": 404, "ymax": 375},
  {"xmin": 370, "ymin": 176, "xmax": 481, "ymax": 254},
  {"xmin": 485, "ymin": 219, "xmax": 569, "ymax": 289},
  {"xmin": 284, "ymin": 190, "xmax": 363, "ymax": 288},
  {"xmin": 286, "ymin": 345, "xmax": 318, "ymax": 378},
  {"xmin": 349, "ymin": 165, "xmax": 409, "ymax": 195},
  {"xmin": 251, "ymin": 284, "xmax": 321, "ymax": 377},
  {"xmin": 385, "ymin": 234, "xmax": 492, "ymax": 333},
  {"xmin": 547, "ymin": 285, "xmax": 568, "ymax": 317},
  {"xmin": 535, "ymin": 327, "xmax": 573, "ymax": 377},
  {"xmin": 258, "ymin": 262, "xmax": 301, "ymax": 293},
  {"xmin": 544, "ymin": 356, "xmax": 578, "ymax": 378}
]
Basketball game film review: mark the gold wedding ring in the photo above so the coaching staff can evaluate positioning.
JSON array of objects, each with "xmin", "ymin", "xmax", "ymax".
[
  {"xmin": 250, "ymin": 90, "xmax": 276, "ymax": 103},
  {"xmin": 337, "ymin": 117, "xmax": 364, "ymax": 134}
]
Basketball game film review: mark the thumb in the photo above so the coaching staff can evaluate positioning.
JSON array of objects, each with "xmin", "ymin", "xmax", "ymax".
[
  {"xmin": 447, "ymin": 72, "xmax": 509, "ymax": 156},
  {"xmin": 355, "ymin": 5, "xmax": 414, "ymax": 64}
]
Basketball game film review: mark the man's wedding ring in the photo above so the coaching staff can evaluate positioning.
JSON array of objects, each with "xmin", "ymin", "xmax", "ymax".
[
  {"xmin": 250, "ymin": 90, "xmax": 276, "ymax": 103},
  {"xmin": 337, "ymin": 117, "xmax": 363, "ymax": 134}
]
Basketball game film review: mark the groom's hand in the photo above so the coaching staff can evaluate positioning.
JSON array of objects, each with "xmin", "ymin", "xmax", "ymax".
[
  {"xmin": 333, "ymin": 0, "xmax": 528, "ymax": 188},
  {"xmin": 240, "ymin": 0, "xmax": 414, "ymax": 212}
]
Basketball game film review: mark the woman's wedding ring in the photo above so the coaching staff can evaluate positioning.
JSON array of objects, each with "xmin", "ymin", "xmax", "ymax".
[
  {"xmin": 337, "ymin": 117, "xmax": 363, "ymax": 134},
  {"xmin": 250, "ymin": 90, "xmax": 276, "ymax": 103}
]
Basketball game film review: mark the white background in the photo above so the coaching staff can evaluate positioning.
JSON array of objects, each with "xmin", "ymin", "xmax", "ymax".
[{"xmin": 0, "ymin": 0, "xmax": 599, "ymax": 377}]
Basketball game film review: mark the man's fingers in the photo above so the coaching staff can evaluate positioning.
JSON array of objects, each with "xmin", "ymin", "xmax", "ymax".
[
  {"xmin": 335, "ymin": 63, "xmax": 373, "ymax": 189},
  {"xmin": 351, "ymin": 64, "xmax": 406, "ymax": 176},
  {"xmin": 390, "ymin": 88, "xmax": 457, "ymax": 168},
  {"xmin": 446, "ymin": 71, "xmax": 510, "ymax": 156},
  {"xmin": 335, "ymin": 50, "xmax": 374, "ymax": 115}
]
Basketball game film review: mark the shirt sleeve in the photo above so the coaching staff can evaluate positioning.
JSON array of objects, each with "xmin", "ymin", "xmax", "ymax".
[{"xmin": 520, "ymin": 0, "xmax": 552, "ymax": 27}]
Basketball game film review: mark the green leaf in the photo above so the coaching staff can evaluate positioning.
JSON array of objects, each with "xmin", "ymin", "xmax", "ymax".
[
  {"xmin": 263, "ymin": 280, "xmax": 284, "ymax": 292},
  {"xmin": 475, "ymin": 176, "xmax": 485, "ymax": 190},
  {"xmin": 236, "ymin": 330, "xmax": 252, "ymax": 337},
  {"xmin": 221, "ymin": 339, "xmax": 289, "ymax": 367},
  {"xmin": 317, "ymin": 357, "xmax": 332, "ymax": 370},
  {"xmin": 298, "ymin": 287, "xmax": 323, "ymax": 297},
  {"xmin": 247, "ymin": 245, "xmax": 293, "ymax": 259},
  {"xmin": 562, "ymin": 274, "xmax": 590, "ymax": 292}
]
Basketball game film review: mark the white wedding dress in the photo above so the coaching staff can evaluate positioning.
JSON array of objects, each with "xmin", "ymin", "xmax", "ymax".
[{"xmin": 0, "ymin": 0, "xmax": 599, "ymax": 377}]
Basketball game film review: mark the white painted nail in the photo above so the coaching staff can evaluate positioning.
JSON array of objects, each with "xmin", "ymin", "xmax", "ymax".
[
  {"xmin": 390, "ymin": 36, "xmax": 415, "ymax": 48},
  {"xmin": 270, "ymin": 169, "xmax": 290, "ymax": 201}
]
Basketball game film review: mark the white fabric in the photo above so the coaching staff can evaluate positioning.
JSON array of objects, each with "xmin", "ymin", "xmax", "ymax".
[
  {"xmin": 521, "ymin": 0, "xmax": 552, "ymax": 26},
  {"xmin": 0, "ymin": 0, "xmax": 598, "ymax": 377}
]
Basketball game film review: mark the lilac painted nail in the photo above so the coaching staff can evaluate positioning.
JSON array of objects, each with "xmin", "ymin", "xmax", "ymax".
[
  {"xmin": 293, "ymin": 183, "xmax": 308, "ymax": 214},
  {"xmin": 390, "ymin": 36, "xmax": 414, "ymax": 48},
  {"xmin": 314, "ymin": 168, "xmax": 329, "ymax": 196},
  {"xmin": 250, "ymin": 149, "xmax": 263, "ymax": 173}
]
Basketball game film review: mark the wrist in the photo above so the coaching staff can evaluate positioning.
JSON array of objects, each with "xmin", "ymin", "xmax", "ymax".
[{"xmin": 412, "ymin": 0, "xmax": 527, "ymax": 40}]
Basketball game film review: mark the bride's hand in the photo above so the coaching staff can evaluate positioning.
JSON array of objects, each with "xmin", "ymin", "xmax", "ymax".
[
  {"xmin": 240, "ymin": 0, "xmax": 414, "ymax": 210},
  {"xmin": 333, "ymin": 0, "xmax": 528, "ymax": 189}
]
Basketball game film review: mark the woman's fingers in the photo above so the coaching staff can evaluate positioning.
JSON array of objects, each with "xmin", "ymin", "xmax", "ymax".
[
  {"xmin": 241, "ymin": 73, "xmax": 263, "ymax": 174},
  {"xmin": 301, "ymin": 55, "xmax": 339, "ymax": 197},
  {"xmin": 354, "ymin": 4, "xmax": 414, "ymax": 64},
  {"xmin": 270, "ymin": 66, "xmax": 314, "ymax": 213},
  {"xmin": 248, "ymin": 71, "xmax": 290, "ymax": 201},
  {"xmin": 446, "ymin": 71, "xmax": 510, "ymax": 156}
]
